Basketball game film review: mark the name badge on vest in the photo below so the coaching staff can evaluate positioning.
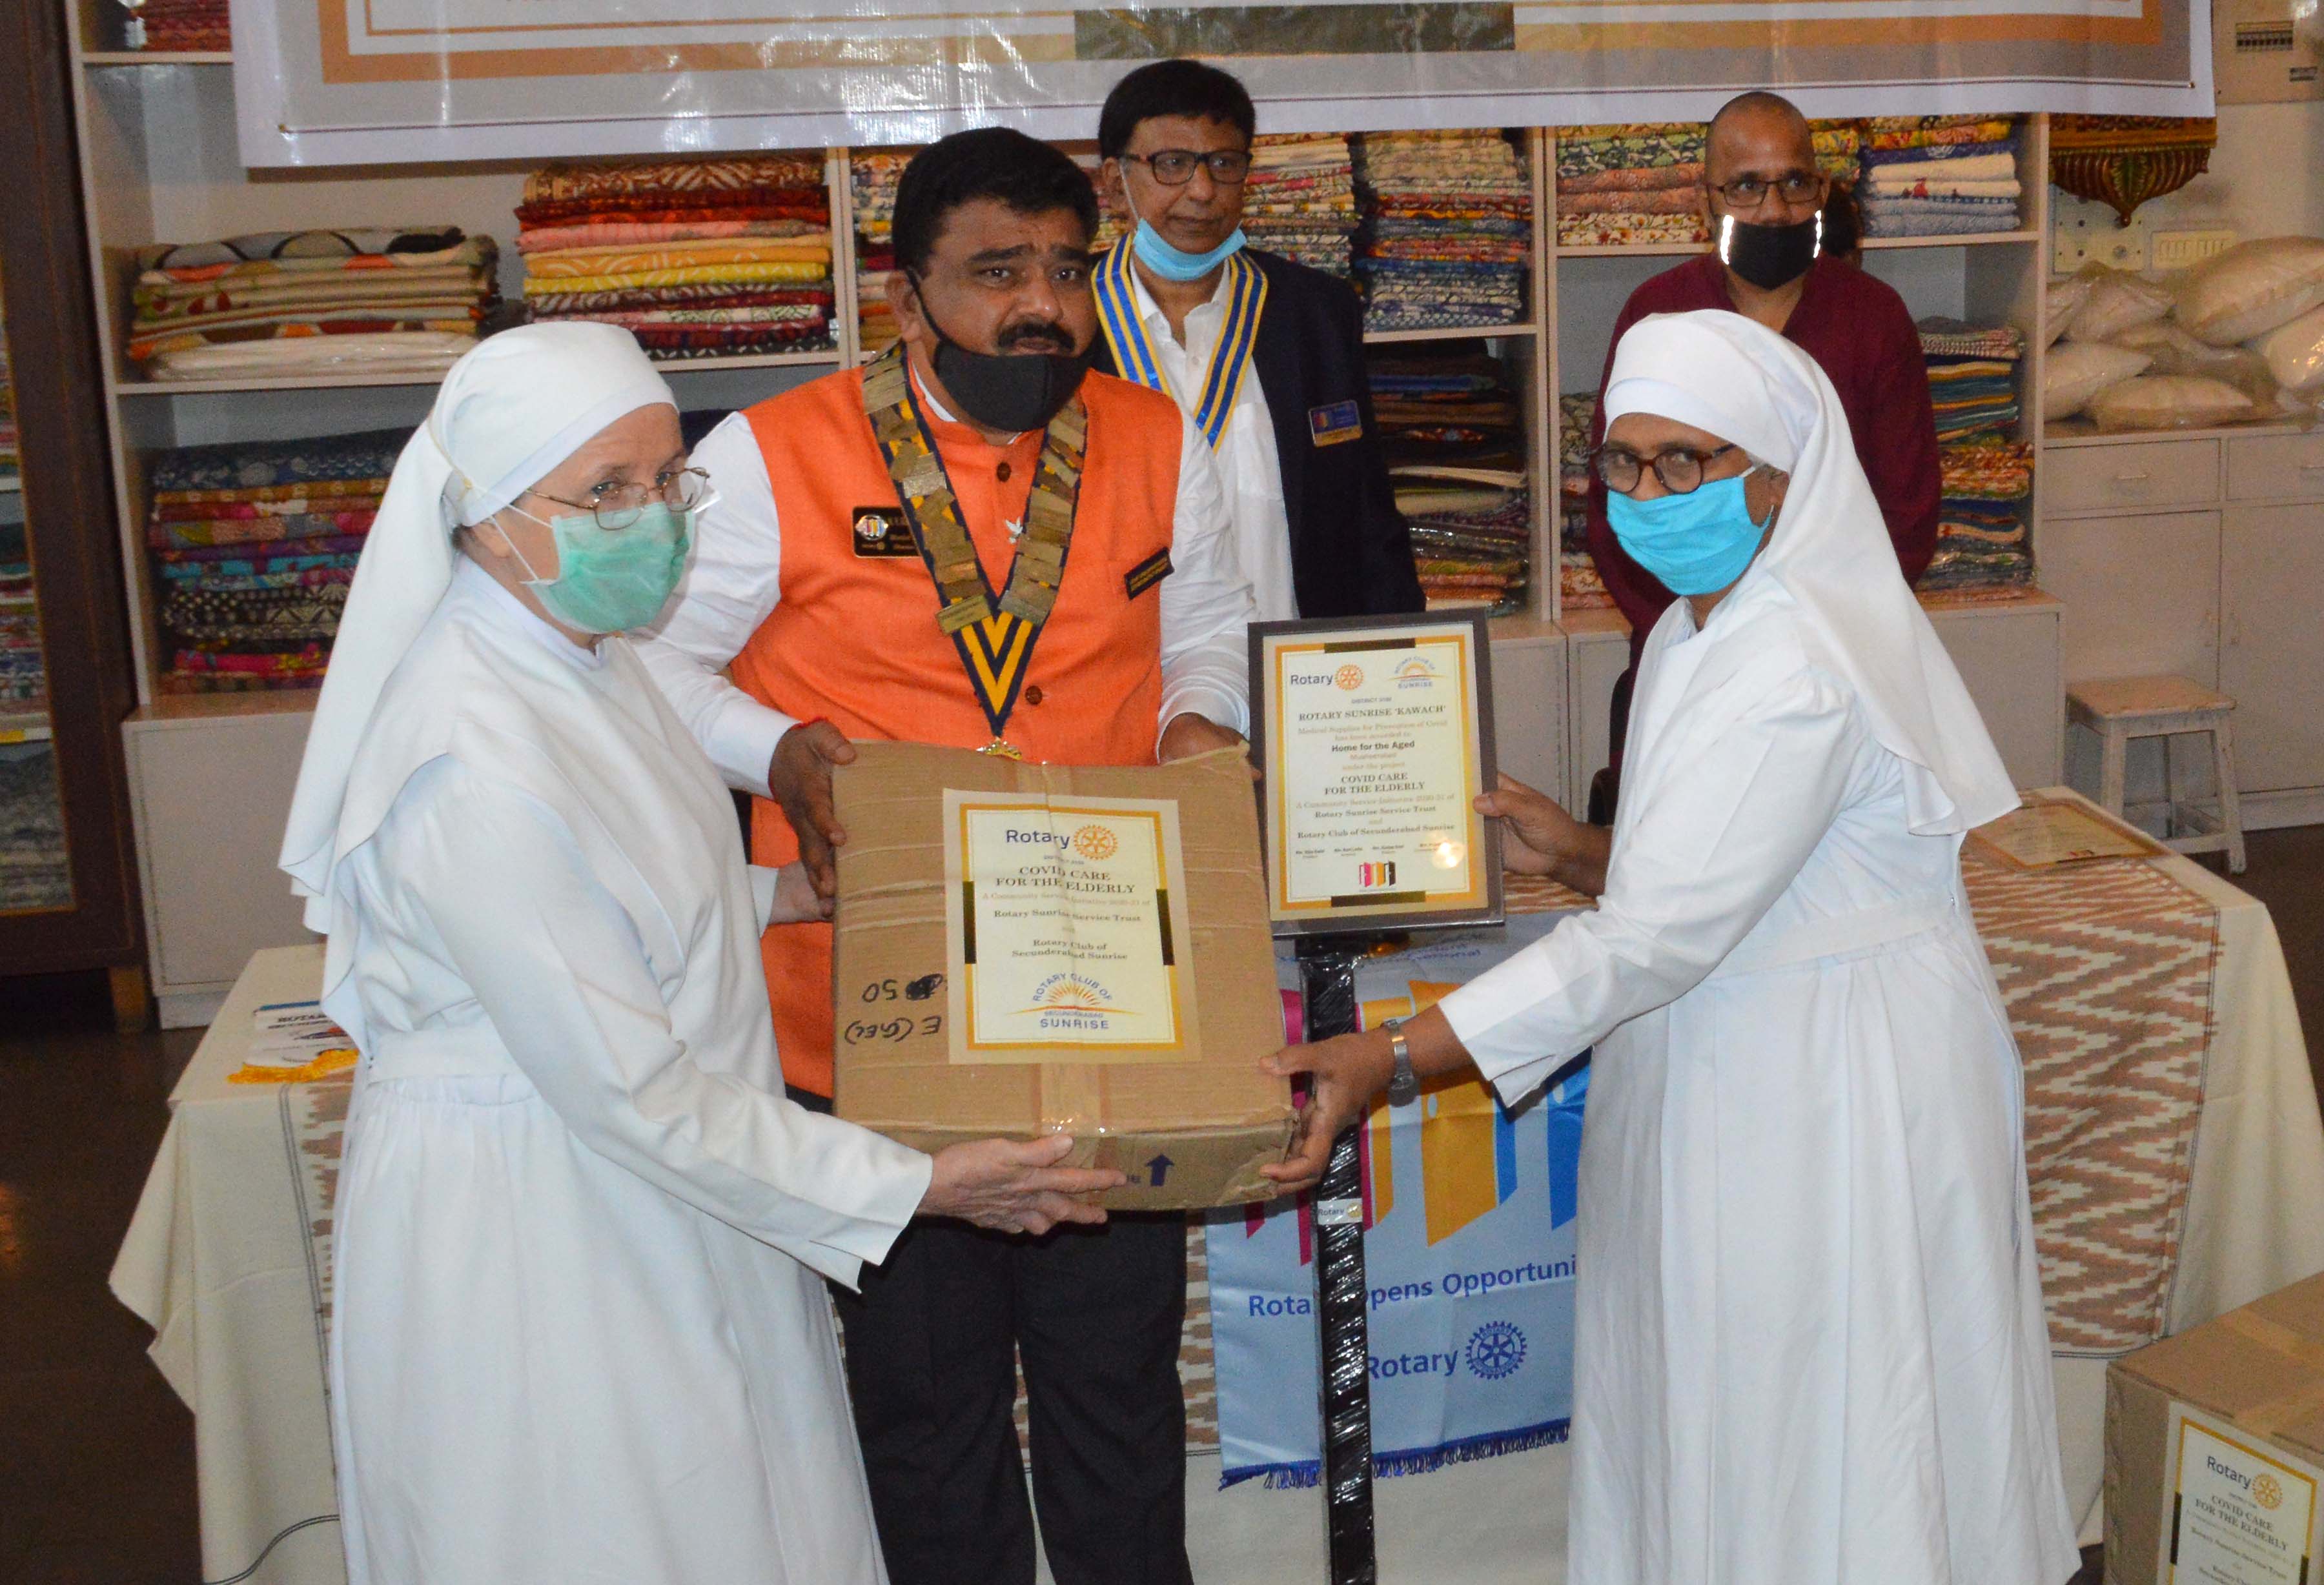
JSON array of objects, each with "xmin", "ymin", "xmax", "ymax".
[
  {"xmin": 1123, "ymin": 547, "xmax": 1172, "ymax": 600},
  {"xmin": 1308, "ymin": 399, "xmax": 1362, "ymax": 448},
  {"xmin": 851, "ymin": 506, "xmax": 917, "ymax": 558}
]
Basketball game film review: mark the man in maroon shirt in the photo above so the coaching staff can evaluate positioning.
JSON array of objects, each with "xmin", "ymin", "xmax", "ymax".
[{"xmin": 1582, "ymin": 91, "xmax": 1939, "ymax": 811}]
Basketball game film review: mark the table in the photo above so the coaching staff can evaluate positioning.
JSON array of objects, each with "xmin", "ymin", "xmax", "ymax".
[{"xmin": 112, "ymin": 792, "xmax": 2324, "ymax": 1583}]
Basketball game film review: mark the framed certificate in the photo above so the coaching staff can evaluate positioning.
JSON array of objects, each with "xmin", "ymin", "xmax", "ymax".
[{"xmin": 1250, "ymin": 612, "xmax": 1503, "ymax": 938}]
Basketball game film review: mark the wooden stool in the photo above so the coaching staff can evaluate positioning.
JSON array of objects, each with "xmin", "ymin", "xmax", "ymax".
[{"xmin": 2066, "ymin": 676, "xmax": 2246, "ymax": 873}]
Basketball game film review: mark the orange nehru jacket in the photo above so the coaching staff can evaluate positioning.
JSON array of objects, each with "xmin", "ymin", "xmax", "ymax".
[{"xmin": 732, "ymin": 364, "xmax": 1186, "ymax": 1096}]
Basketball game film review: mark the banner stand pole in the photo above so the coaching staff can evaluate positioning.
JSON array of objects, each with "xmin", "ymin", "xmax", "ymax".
[{"xmin": 1298, "ymin": 940, "xmax": 1378, "ymax": 1585}]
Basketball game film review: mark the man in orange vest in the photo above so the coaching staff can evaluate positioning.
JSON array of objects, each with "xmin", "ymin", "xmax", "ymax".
[{"xmin": 638, "ymin": 128, "xmax": 1255, "ymax": 1585}]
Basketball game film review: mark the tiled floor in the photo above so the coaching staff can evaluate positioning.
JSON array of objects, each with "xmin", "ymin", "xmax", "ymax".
[{"xmin": 6, "ymin": 829, "xmax": 2321, "ymax": 1584}]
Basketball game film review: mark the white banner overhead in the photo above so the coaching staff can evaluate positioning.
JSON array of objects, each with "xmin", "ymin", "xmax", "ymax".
[{"xmin": 229, "ymin": 0, "xmax": 2214, "ymax": 165}]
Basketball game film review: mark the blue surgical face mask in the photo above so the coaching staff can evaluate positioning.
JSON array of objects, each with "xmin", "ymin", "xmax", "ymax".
[
  {"xmin": 502, "ymin": 500, "xmax": 694, "ymax": 634},
  {"xmin": 1604, "ymin": 470, "xmax": 1777, "ymax": 598},
  {"xmin": 1132, "ymin": 217, "xmax": 1247, "ymax": 283}
]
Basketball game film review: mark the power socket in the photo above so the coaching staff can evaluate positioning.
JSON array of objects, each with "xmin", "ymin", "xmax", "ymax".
[{"xmin": 2151, "ymin": 228, "xmax": 2240, "ymax": 270}]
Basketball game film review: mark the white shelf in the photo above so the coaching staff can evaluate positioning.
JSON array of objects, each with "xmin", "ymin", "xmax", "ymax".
[
  {"xmin": 1557, "ymin": 230, "xmax": 2039, "ymax": 259},
  {"xmin": 2043, "ymin": 418, "xmax": 2320, "ymax": 448},
  {"xmin": 83, "ymin": 50, "xmax": 233, "ymax": 65},
  {"xmin": 112, "ymin": 347, "xmax": 842, "ymax": 395},
  {"xmin": 1364, "ymin": 322, "xmax": 1537, "ymax": 344}
]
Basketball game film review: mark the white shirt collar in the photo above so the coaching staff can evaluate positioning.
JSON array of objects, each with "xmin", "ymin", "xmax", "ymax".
[{"xmin": 1128, "ymin": 261, "xmax": 1231, "ymax": 341}]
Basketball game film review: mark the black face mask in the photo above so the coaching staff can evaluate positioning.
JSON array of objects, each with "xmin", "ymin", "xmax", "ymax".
[
  {"xmin": 906, "ymin": 273, "xmax": 1089, "ymax": 433},
  {"xmin": 1718, "ymin": 211, "xmax": 1823, "ymax": 291}
]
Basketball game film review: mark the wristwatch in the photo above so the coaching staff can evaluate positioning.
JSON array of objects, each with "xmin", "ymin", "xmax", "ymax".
[{"xmin": 1384, "ymin": 1019, "xmax": 1419, "ymax": 1107}]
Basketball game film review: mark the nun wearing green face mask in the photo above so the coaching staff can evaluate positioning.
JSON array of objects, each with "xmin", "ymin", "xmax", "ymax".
[
  {"xmin": 278, "ymin": 323, "xmax": 1124, "ymax": 1585},
  {"xmin": 1266, "ymin": 311, "xmax": 2079, "ymax": 1585}
]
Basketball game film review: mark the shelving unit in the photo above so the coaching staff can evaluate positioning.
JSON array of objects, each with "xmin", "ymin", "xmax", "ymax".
[
  {"xmin": 1546, "ymin": 119, "xmax": 2065, "ymax": 805},
  {"xmin": 61, "ymin": 6, "xmax": 2072, "ymax": 1020}
]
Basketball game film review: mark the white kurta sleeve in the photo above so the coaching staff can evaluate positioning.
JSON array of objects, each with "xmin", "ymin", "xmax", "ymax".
[
  {"xmin": 1443, "ymin": 665, "xmax": 1860, "ymax": 1104},
  {"xmin": 1156, "ymin": 410, "xmax": 1258, "ymax": 745},
  {"xmin": 635, "ymin": 413, "xmax": 799, "ymax": 799},
  {"xmin": 380, "ymin": 760, "xmax": 932, "ymax": 1285}
]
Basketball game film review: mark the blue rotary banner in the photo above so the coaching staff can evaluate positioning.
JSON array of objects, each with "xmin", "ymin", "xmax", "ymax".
[{"xmin": 1208, "ymin": 915, "xmax": 1590, "ymax": 1487}]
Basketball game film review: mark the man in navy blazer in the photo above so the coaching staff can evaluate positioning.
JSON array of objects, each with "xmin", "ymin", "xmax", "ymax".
[{"xmin": 1090, "ymin": 59, "xmax": 1424, "ymax": 621}]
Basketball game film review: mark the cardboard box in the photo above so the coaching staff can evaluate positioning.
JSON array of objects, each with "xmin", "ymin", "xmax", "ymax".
[
  {"xmin": 2214, "ymin": 0, "xmax": 2323, "ymax": 105},
  {"xmin": 830, "ymin": 741, "xmax": 1296, "ymax": 1210},
  {"xmin": 2106, "ymin": 1271, "xmax": 2324, "ymax": 1583}
]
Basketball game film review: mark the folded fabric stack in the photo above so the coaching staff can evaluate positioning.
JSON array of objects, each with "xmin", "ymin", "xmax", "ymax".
[
  {"xmin": 520, "ymin": 156, "xmax": 834, "ymax": 361},
  {"xmin": 1926, "ymin": 438, "xmax": 2035, "ymax": 599},
  {"xmin": 147, "ymin": 427, "xmax": 408, "ymax": 693},
  {"xmin": 1914, "ymin": 316, "xmax": 2032, "ymax": 597},
  {"xmin": 1370, "ymin": 349, "xmax": 1530, "ymax": 611},
  {"xmin": 1555, "ymin": 392, "xmax": 1613, "ymax": 611},
  {"xmin": 1242, "ymin": 134, "xmax": 1358, "ymax": 279},
  {"xmin": 1555, "ymin": 124, "xmax": 1705, "ymax": 249},
  {"xmin": 1857, "ymin": 117, "xmax": 2023, "ymax": 239},
  {"xmin": 1354, "ymin": 131, "xmax": 1531, "ymax": 332},
  {"xmin": 125, "ymin": 0, "xmax": 229, "ymax": 50},
  {"xmin": 0, "ymin": 740, "xmax": 70, "ymax": 913},
  {"xmin": 850, "ymin": 150, "xmax": 911, "ymax": 354},
  {"xmin": 1921, "ymin": 316, "xmax": 2026, "ymax": 441},
  {"xmin": 129, "ymin": 228, "xmax": 496, "ymax": 383},
  {"xmin": 0, "ymin": 521, "xmax": 39, "ymax": 709}
]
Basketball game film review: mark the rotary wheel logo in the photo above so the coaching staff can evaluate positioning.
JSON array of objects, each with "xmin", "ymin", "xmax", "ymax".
[
  {"xmin": 1333, "ymin": 663, "xmax": 1365, "ymax": 691},
  {"xmin": 1070, "ymin": 824, "xmax": 1118, "ymax": 861},
  {"xmin": 1465, "ymin": 1320, "xmax": 1527, "ymax": 1380},
  {"xmin": 2254, "ymin": 1473, "xmax": 2284, "ymax": 1511}
]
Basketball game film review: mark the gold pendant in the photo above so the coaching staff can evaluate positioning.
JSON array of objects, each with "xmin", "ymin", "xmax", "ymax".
[{"xmin": 979, "ymin": 738, "xmax": 1027, "ymax": 761}]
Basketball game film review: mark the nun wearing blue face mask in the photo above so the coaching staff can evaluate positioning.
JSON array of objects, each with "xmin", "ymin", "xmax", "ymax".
[
  {"xmin": 1267, "ymin": 311, "xmax": 2081, "ymax": 1585},
  {"xmin": 278, "ymin": 323, "xmax": 1122, "ymax": 1585}
]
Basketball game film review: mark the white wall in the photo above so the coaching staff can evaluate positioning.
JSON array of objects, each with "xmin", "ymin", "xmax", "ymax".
[{"xmin": 2054, "ymin": 101, "xmax": 2324, "ymax": 247}]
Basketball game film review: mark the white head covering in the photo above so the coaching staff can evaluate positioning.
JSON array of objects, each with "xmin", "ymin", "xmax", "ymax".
[
  {"xmin": 1603, "ymin": 309, "xmax": 2017, "ymax": 835},
  {"xmin": 278, "ymin": 322, "xmax": 675, "ymax": 929}
]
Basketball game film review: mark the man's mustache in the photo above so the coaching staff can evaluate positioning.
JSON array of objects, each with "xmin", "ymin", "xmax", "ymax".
[{"xmin": 996, "ymin": 321, "xmax": 1073, "ymax": 353}]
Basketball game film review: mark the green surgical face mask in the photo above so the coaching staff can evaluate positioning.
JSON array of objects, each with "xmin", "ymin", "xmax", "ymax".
[{"xmin": 502, "ymin": 500, "xmax": 693, "ymax": 634}]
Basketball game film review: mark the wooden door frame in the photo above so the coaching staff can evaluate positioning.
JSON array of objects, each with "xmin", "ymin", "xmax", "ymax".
[{"xmin": 0, "ymin": 0, "xmax": 144, "ymax": 976}]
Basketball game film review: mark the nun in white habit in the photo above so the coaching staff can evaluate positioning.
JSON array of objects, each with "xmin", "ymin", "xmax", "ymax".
[
  {"xmin": 279, "ymin": 323, "xmax": 1122, "ymax": 1585},
  {"xmin": 1265, "ymin": 311, "xmax": 2080, "ymax": 1584}
]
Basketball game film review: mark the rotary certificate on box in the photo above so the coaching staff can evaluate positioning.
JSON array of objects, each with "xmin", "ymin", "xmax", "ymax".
[
  {"xmin": 941, "ymin": 789, "xmax": 1201, "ymax": 1064},
  {"xmin": 1252, "ymin": 613, "xmax": 1502, "ymax": 936}
]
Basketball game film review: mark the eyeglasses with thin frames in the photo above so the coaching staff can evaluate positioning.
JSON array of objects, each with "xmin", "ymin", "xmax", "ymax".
[
  {"xmin": 1709, "ymin": 170, "xmax": 1826, "ymax": 210},
  {"xmin": 524, "ymin": 466, "xmax": 715, "ymax": 532},
  {"xmin": 1120, "ymin": 148, "xmax": 1254, "ymax": 186},
  {"xmin": 1592, "ymin": 443, "xmax": 1740, "ymax": 496}
]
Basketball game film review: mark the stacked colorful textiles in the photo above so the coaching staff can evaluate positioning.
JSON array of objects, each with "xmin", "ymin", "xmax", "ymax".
[
  {"xmin": 147, "ymin": 427, "xmax": 407, "ymax": 692},
  {"xmin": 850, "ymin": 150, "xmax": 911, "ymax": 354},
  {"xmin": 0, "ymin": 521, "xmax": 39, "ymax": 707},
  {"xmin": 1556, "ymin": 121, "xmax": 1862, "ymax": 248},
  {"xmin": 1354, "ymin": 132, "xmax": 1531, "ymax": 332},
  {"xmin": 129, "ymin": 229, "xmax": 497, "ymax": 383},
  {"xmin": 1857, "ymin": 117, "xmax": 2023, "ymax": 239},
  {"xmin": 1555, "ymin": 124, "xmax": 1706, "ymax": 248},
  {"xmin": 1242, "ymin": 134, "xmax": 1358, "ymax": 279},
  {"xmin": 1370, "ymin": 348, "xmax": 1530, "ymax": 611},
  {"xmin": 1916, "ymin": 317, "xmax": 2032, "ymax": 596},
  {"xmin": 1555, "ymin": 392, "xmax": 1613, "ymax": 611},
  {"xmin": 0, "ymin": 742, "xmax": 70, "ymax": 913},
  {"xmin": 519, "ymin": 156, "xmax": 835, "ymax": 361},
  {"xmin": 125, "ymin": 0, "xmax": 229, "ymax": 50}
]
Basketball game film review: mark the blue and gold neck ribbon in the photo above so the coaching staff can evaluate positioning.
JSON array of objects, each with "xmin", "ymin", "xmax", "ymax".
[{"xmin": 1094, "ymin": 237, "xmax": 1267, "ymax": 450}]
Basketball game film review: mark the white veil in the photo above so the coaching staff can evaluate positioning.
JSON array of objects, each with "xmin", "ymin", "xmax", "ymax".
[
  {"xmin": 277, "ymin": 322, "xmax": 674, "ymax": 931},
  {"xmin": 1603, "ymin": 309, "xmax": 2017, "ymax": 835}
]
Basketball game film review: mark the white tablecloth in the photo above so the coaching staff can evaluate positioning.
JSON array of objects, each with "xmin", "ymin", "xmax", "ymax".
[{"xmin": 112, "ymin": 821, "xmax": 2324, "ymax": 1584}]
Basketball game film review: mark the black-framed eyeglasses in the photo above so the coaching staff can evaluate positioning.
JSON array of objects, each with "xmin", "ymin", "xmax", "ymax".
[
  {"xmin": 525, "ymin": 466, "xmax": 713, "ymax": 531},
  {"xmin": 1121, "ymin": 148, "xmax": 1253, "ymax": 186},
  {"xmin": 1709, "ymin": 170, "xmax": 1825, "ymax": 210},
  {"xmin": 1593, "ymin": 443, "xmax": 1739, "ymax": 496}
]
